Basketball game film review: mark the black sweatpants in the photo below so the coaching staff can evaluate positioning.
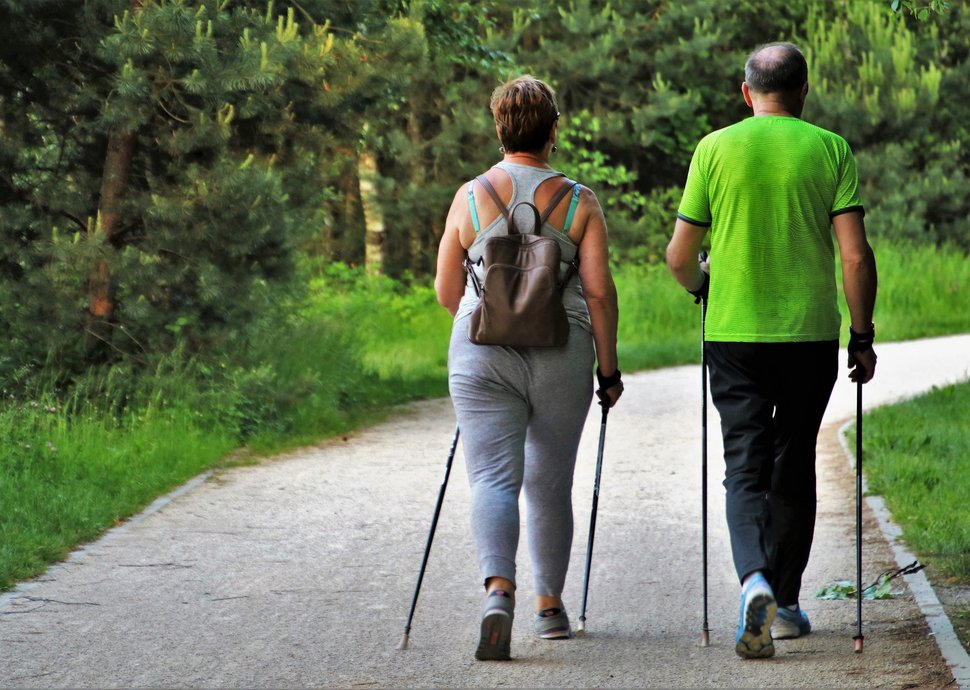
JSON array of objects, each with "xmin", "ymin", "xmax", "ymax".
[{"xmin": 706, "ymin": 340, "xmax": 838, "ymax": 606}]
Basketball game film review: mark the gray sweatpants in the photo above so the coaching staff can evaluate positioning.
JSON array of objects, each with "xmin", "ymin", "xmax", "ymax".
[{"xmin": 448, "ymin": 317, "xmax": 595, "ymax": 596}]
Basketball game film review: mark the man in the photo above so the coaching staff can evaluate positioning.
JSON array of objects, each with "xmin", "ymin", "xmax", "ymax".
[{"xmin": 666, "ymin": 42, "xmax": 877, "ymax": 660}]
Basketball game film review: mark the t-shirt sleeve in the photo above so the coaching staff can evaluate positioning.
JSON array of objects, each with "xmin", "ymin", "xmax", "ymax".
[
  {"xmin": 677, "ymin": 139, "xmax": 712, "ymax": 227},
  {"xmin": 831, "ymin": 142, "xmax": 864, "ymax": 217}
]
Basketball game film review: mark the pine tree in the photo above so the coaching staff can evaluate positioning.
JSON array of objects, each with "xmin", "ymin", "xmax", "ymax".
[{"xmin": 0, "ymin": 0, "xmax": 420, "ymax": 384}]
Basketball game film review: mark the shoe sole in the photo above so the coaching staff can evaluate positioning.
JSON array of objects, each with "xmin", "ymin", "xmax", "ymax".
[
  {"xmin": 536, "ymin": 629, "xmax": 571, "ymax": 640},
  {"xmin": 772, "ymin": 616, "xmax": 810, "ymax": 640},
  {"xmin": 475, "ymin": 609, "xmax": 512, "ymax": 661},
  {"xmin": 735, "ymin": 593, "xmax": 777, "ymax": 659}
]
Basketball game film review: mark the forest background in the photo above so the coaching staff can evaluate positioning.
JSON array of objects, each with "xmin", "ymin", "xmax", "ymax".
[{"xmin": 1, "ymin": 0, "xmax": 968, "ymax": 591}]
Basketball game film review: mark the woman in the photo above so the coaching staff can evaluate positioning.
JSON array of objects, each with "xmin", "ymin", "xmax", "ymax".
[{"xmin": 434, "ymin": 75, "xmax": 623, "ymax": 661}]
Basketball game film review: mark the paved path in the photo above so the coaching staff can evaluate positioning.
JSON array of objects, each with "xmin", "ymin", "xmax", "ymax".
[{"xmin": 1, "ymin": 335, "xmax": 968, "ymax": 688}]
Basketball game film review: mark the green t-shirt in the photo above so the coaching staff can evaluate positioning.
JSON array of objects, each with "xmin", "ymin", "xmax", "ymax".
[{"xmin": 678, "ymin": 116, "xmax": 863, "ymax": 342}]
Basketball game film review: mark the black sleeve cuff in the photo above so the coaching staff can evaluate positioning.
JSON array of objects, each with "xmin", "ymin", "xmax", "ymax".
[
  {"xmin": 677, "ymin": 213, "xmax": 711, "ymax": 228},
  {"xmin": 831, "ymin": 205, "xmax": 865, "ymax": 219}
]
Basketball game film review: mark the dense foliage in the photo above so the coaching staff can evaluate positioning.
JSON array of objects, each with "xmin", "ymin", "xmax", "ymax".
[
  {"xmin": 1, "ymin": 0, "xmax": 968, "ymax": 396},
  {"xmin": 0, "ymin": 0, "xmax": 421, "ymax": 385}
]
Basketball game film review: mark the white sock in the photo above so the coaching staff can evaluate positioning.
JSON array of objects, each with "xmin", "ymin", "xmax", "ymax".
[{"xmin": 742, "ymin": 571, "xmax": 764, "ymax": 588}]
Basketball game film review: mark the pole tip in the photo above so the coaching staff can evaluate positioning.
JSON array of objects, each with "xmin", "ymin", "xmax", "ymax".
[
  {"xmin": 701, "ymin": 629, "xmax": 710, "ymax": 647},
  {"xmin": 853, "ymin": 635, "xmax": 864, "ymax": 654},
  {"xmin": 575, "ymin": 620, "xmax": 586, "ymax": 637},
  {"xmin": 397, "ymin": 634, "xmax": 410, "ymax": 650}
]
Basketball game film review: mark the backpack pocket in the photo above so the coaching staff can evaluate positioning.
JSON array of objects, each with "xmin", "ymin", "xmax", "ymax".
[{"xmin": 468, "ymin": 235, "xmax": 570, "ymax": 347}]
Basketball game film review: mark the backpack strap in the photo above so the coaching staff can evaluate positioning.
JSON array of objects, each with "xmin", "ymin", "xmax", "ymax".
[
  {"xmin": 477, "ymin": 173, "xmax": 578, "ymax": 231},
  {"xmin": 507, "ymin": 200, "xmax": 541, "ymax": 236},
  {"xmin": 539, "ymin": 179, "xmax": 582, "ymax": 288},
  {"xmin": 540, "ymin": 178, "xmax": 579, "ymax": 225},
  {"xmin": 559, "ymin": 258, "xmax": 579, "ymax": 291},
  {"xmin": 476, "ymin": 175, "xmax": 546, "ymax": 235},
  {"xmin": 466, "ymin": 176, "xmax": 509, "ymax": 295},
  {"xmin": 464, "ymin": 255, "xmax": 483, "ymax": 297},
  {"xmin": 475, "ymin": 175, "xmax": 511, "ymax": 224}
]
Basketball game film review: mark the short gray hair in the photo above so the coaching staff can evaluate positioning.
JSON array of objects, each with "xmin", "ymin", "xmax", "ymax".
[{"xmin": 744, "ymin": 42, "xmax": 807, "ymax": 93}]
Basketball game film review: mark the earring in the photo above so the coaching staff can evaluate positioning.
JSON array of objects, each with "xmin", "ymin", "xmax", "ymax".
[
  {"xmin": 499, "ymin": 146, "xmax": 506, "ymax": 155},
  {"xmin": 552, "ymin": 145, "xmax": 558, "ymax": 153}
]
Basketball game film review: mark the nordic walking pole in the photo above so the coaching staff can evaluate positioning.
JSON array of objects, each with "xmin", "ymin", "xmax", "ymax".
[
  {"xmin": 698, "ymin": 251, "xmax": 711, "ymax": 648},
  {"xmin": 397, "ymin": 425, "xmax": 460, "ymax": 650},
  {"xmin": 854, "ymin": 380, "xmax": 865, "ymax": 654},
  {"xmin": 576, "ymin": 396, "xmax": 610, "ymax": 636}
]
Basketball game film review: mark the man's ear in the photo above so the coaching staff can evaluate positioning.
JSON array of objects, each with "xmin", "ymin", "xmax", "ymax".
[{"xmin": 741, "ymin": 81, "xmax": 754, "ymax": 108}]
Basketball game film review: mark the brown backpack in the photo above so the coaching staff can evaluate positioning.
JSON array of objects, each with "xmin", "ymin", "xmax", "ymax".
[{"xmin": 465, "ymin": 175, "xmax": 579, "ymax": 347}]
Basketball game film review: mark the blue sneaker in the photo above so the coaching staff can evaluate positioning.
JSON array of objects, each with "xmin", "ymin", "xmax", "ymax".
[
  {"xmin": 735, "ymin": 574, "xmax": 777, "ymax": 659},
  {"xmin": 772, "ymin": 605, "xmax": 811, "ymax": 639}
]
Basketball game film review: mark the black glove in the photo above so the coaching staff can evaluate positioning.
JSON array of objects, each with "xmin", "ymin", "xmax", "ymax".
[
  {"xmin": 688, "ymin": 251, "xmax": 710, "ymax": 304},
  {"xmin": 848, "ymin": 325, "xmax": 875, "ymax": 356},
  {"xmin": 688, "ymin": 271, "xmax": 709, "ymax": 304},
  {"xmin": 848, "ymin": 325, "xmax": 876, "ymax": 383},
  {"xmin": 596, "ymin": 367, "xmax": 622, "ymax": 405}
]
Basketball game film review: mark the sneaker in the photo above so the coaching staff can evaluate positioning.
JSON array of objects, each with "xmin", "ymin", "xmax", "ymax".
[
  {"xmin": 475, "ymin": 590, "xmax": 514, "ymax": 661},
  {"xmin": 534, "ymin": 607, "xmax": 571, "ymax": 640},
  {"xmin": 772, "ymin": 605, "xmax": 811, "ymax": 639},
  {"xmin": 735, "ymin": 574, "xmax": 777, "ymax": 659}
]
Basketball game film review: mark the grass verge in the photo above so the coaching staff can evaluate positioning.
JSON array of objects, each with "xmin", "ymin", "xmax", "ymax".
[
  {"xmin": 861, "ymin": 380, "xmax": 970, "ymax": 653},
  {"xmin": 863, "ymin": 381, "xmax": 970, "ymax": 580},
  {"xmin": 0, "ymin": 400, "xmax": 237, "ymax": 590}
]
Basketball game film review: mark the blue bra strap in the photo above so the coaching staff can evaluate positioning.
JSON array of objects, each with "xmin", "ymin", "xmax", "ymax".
[
  {"xmin": 563, "ymin": 184, "xmax": 581, "ymax": 233},
  {"xmin": 467, "ymin": 181, "xmax": 482, "ymax": 233}
]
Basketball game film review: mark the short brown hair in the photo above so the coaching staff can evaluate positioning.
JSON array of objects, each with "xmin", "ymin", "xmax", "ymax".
[{"xmin": 490, "ymin": 75, "xmax": 559, "ymax": 154}]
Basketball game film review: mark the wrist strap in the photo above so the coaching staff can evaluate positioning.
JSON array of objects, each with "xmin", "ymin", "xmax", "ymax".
[
  {"xmin": 688, "ymin": 271, "xmax": 709, "ymax": 304},
  {"xmin": 848, "ymin": 326, "xmax": 875, "ymax": 354},
  {"xmin": 596, "ymin": 367, "xmax": 622, "ymax": 390}
]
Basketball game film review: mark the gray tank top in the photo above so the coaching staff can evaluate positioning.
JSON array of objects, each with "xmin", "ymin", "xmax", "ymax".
[{"xmin": 454, "ymin": 162, "xmax": 592, "ymax": 333}]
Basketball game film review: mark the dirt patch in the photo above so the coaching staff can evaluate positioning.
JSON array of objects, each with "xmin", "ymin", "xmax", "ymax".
[{"xmin": 815, "ymin": 424, "xmax": 957, "ymax": 687}]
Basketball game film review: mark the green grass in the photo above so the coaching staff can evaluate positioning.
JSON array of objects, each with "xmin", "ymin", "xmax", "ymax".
[
  {"xmin": 615, "ymin": 261, "xmax": 702, "ymax": 370},
  {"xmin": 861, "ymin": 381, "xmax": 970, "ymax": 582},
  {"xmin": 0, "ymin": 400, "xmax": 237, "ymax": 590},
  {"xmin": 1, "ymin": 239, "xmax": 967, "ymax": 591},
  {"xmin": 838, "ymin": 240, "xmax": 969, "ymax": 342}
]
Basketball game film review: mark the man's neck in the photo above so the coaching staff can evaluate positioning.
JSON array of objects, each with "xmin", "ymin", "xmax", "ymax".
[{"xmin": 751, "ymin": 95, "xmax": 801, "ymax": 118}]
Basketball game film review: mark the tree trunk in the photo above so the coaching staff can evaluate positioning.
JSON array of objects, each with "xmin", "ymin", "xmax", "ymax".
[
  {"xmin": 333, "ymin": 147, "xmax": 365, "ymax": 264},
  {"xmin": 359, "ymin": 150, "xmax": 385, "ymax": 276},
  {"xmin": 86, "ymin": 0, "xmax": 142, "ymax": 353},
  {"xmin": 407, "ymin": 110, "xmax": 425, "ymax": 272},
  {"xmin": 87, "ymin": 129, "xmax": 135, "ymax": 348}
]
